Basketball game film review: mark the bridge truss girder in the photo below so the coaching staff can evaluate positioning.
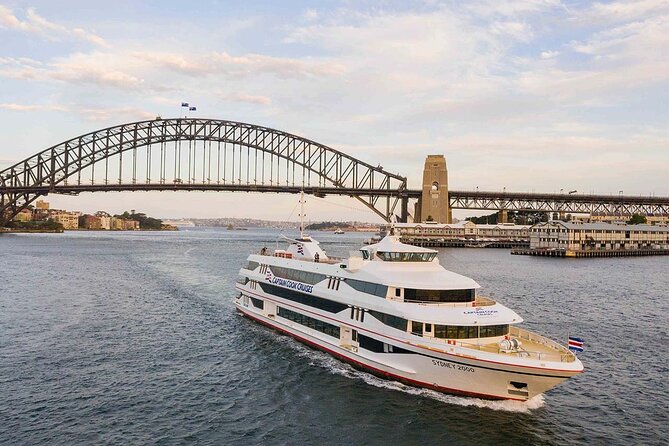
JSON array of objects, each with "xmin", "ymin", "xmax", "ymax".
[{"xmin": 446, "ymin": 191, "xmax": 669, "ymax": 216}]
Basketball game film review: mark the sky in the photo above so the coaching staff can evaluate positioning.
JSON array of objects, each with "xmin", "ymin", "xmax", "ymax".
[{"xmin": 1, "ymin": 0, "xmax": 667, "ymax": 222}]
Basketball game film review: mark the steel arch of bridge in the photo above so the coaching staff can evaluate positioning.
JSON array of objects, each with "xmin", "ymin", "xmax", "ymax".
[{"xmin": 0, "ymin": 118, "xmax": 408, "ymax": 225}]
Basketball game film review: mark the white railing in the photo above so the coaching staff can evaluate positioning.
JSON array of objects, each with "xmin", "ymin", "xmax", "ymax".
[{"xmin": 448, "ymin": 328, "xmax": 576, "ymax": 363}]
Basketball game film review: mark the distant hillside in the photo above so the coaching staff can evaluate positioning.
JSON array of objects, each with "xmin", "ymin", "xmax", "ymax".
[{"xmin": 306, "ymin": 221, "xmax": 355, "ymax": 230}]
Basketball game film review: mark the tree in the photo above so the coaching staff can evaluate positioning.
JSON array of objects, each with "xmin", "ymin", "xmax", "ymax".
[{"xmin": 628, "ymin": 214, "xmax": 647, "ymax": 225}]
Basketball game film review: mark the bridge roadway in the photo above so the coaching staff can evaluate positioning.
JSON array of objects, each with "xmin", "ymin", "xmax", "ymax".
[{"xmin": 16, "ymin": 183, "xmax": 669, "ymax": 216}]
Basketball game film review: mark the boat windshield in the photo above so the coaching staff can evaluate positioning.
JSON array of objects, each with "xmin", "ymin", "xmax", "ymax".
[{"xmin": 376, "ymin": 251, "xmax": 437, "ymax": 262}]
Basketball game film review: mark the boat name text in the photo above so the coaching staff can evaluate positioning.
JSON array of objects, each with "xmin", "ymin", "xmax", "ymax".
[
  {"xmin": 266, "ymin": 272, "xmax": 314, "ymax": 293},
  {"xmin": 431, "ymin": 359, "xmax": 475, "ymax": 373}
]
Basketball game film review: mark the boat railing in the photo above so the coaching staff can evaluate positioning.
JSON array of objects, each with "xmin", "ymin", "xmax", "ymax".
[
  {"xmin": 399, "ymin": 295, "xmax": 496, "ymax": 307},
  {"xmin": 450, "ymin": 329, "xmax": 575, "ymax": 363}
]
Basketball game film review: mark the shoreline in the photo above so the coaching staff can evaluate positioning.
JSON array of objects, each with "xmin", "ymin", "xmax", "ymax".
[{"xmin": 1, "ymin": 228, "xmax": 177, "ymax": 234}]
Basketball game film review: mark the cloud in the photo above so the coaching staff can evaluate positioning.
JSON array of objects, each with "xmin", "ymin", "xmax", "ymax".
[
  {"xmin": 0, "ymin": 5, "xmax": 109, "ymax": 47},
  {"xmin": 0, "ymin": 53, "xmax": 144, "ymax": 89},
  {"xmin": 0, "ymin": 102, "xmax": 155, "ymax": 123},
  {"xmin": 540, "ymin": 50, "xmax": 559, "ymax": 59},
  {"xmin": 223, "ymin": 93, "xmax": 272, "ymax": 106},
  {"xmin": 78, "ymin": 106, "xmax": 157, "ymax": 122},
  {"xmin": 575, "ymin": 0, "xmax": 669, "ymax": 24},
  {"xmin": 0, "ymin": 102, "xmax": 67, "ymax": 111}
]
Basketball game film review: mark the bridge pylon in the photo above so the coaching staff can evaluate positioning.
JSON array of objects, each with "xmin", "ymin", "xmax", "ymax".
[{"xmin": 417, "ymin": 155, "xmax": 451, "ymax": 223}]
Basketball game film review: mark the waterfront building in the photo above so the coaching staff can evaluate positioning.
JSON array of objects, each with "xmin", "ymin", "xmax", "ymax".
[
  {"xmin": 95, "ymin": 211, "xmax": 112, "ymax": 230},
  {"xmin": 389, "ymin": 221, "xmax": 530, "ymax": 246},
  {"xmin": 123, "ymin": 219, "xmax": 140, "ymax": 230},
  {"xmin": 528, "ymin": 221, "xmax": 669, "ymax": 253},
  {"xmin": 13, "ymin": 209, "xmax": 33, "ymax": 222},
  {"xmin": 111, "ymin": 217, "xmax": 126, "ymax": 230},
  {"xmin": 35, "ymin": 200, "xmax": 49, "ymax": 210},
  {"xmin": 81, "ymin": 215, "xmax": 103, "ymax": 230},
  {"xmin": 52, "ymin": 212, "xmax": 80, "ymax": 229},
  {"xmin": 588, "ymin": 213, "xmax": 669, "ymax": 225}
]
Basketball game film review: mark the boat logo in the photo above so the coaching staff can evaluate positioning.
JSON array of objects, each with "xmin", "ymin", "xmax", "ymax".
[
  {"xmin": 265, "ymin": 269, "xmax": 313, "ymax": 293},
  {"xmin": 463, "ymin": 308, "xmax": 498, "ymax": 316}
]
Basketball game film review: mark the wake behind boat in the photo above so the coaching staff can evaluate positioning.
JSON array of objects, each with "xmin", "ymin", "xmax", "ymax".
[{"xmin": 234, "ymin": 197, "xmax": 583, "ymax": 400}]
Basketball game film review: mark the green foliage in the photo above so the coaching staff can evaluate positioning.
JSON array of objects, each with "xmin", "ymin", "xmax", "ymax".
[
  {"xmin": 465, "ymin": 211, "xmax": 549, "ymax": 225},
  {"xmin": 305, "ymin": 221, "xmax": 353, "ymax": 230},
  {"xmin": 628, "ymin": 214, "xmax": 647, "ymax": 225},
  {"xmin": 115, "ymin": 210, "xmax": 163, "ymax": 229}
]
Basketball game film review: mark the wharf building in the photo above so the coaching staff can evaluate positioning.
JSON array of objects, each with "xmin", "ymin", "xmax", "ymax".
[
  {"xmin": 582, "ymin": 213, "xmax": 669, "ymax": 225},
  {"xmin": 513, "ymin": 221, "xmax": 669, "ymax": 257},
  {"xmin": 387, "ymin": 221, "xmax": 531, "ymax": 248}
]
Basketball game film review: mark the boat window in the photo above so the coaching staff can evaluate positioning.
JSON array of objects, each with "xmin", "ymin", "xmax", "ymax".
[
  {"xmin": 431, "ymin": 324, "xmax": 509, "ymax": 339},
  {"xmin": 368, "ymin": 310, "xmax": 408, "ymax": 331},
  {"xmin": 259, "ymin": 283, "xmax": 348, "ymax": 313},
  {"xmin": 346, "ymin": 280, "xmax": 388, "ymax": 298},
  {"xmin": 277, "ymin": 306, "xmax": 340, "ymax": 338},
  {"xmin": 479, "ymin": 324, "xmax": 509, "ymax": 338},
  {"xmin": 250, "ymin": 297, "xmax": 264, "ymax": 309},
  {"xmin": 246, "ymin": 261, "xmax": 260, "ymax": 271},
  {"xmin": 358, "ymin": 334, "xmax": 411, "ymax": 354},
  {"xmin": 434, "ymin": 325, "xmax": 478, "ymax": 339},
  {"xmin": 269, "ymin": 266, "xmax": 326, "ymax": 285},
  {"xmin": 376, "ymin": 251, "xmax": 437, "ymax": 262},
  {"xmin": 404, "ymin": 288, "xmax": 475, "ymax": 303},
  {"xmin": 411, "ymin": 321, "xmax": 423, "ymax": 337}
]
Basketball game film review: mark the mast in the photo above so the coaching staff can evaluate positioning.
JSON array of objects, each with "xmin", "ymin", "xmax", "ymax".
[{"xmin": 299, "ymin": 189, "xmax": 305, "ymax": 238}]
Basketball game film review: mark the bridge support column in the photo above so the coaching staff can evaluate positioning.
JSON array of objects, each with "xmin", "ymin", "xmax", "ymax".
[
  {"xmin": 400, "ymin": 195, "xmax": 409, "ymax": 223},
  {"xmin": 498, "ymin": 209, "xmax": 508, "ymax": 223}
]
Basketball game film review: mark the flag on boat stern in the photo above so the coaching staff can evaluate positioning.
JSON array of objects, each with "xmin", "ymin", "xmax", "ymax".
[{"xmin": 568, "ymin": 336, "xmax": 584, "ymax": 352}]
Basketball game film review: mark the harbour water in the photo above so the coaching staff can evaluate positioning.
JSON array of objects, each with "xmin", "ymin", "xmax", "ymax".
[{"xmin": 1, "ymin": 228, "xmax": 667, "ymax": 445}]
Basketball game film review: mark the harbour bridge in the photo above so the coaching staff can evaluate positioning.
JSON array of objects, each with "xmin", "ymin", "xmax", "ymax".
[{"xmin": 1, "ymin": 117, "xmax": 668, "ymax": 226}]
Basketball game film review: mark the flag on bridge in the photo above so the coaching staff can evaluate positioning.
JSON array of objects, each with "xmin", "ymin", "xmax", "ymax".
[
  {"xmin": 189, "ymin": 106, "xmax": 197, "ymax": 111},
  {"xmin": 181, "ymin": 102, "xmax": 189, "ymax": 107},
  {"xmin": 568, "ymin": 336, "xmax": 584, "ymax": 352}
]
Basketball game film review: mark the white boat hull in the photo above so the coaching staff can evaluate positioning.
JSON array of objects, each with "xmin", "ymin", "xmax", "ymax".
[{"xmin": 235, "ymin": 296, "xmax": 578, "ymax": 401}]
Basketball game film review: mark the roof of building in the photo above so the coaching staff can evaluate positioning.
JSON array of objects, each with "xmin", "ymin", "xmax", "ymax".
[
  {"xmin": 534, "ymin": 221, "xmax": 669, "ymax": 232},
  {"xmin": 392, "ymin": 222, "xmax": 530, "ymax": 229}
]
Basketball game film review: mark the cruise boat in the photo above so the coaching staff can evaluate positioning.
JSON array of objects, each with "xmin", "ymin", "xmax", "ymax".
[
  {"xmin": 334, "ymin": 228, "xmax": 345, "ymax": 234},
  {"xmin": 234, "ymin": 202, "xmax": 583, "ymax": 400}
]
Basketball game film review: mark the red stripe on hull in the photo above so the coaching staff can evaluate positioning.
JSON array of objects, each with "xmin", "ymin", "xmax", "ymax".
[{"xmin": 237, "ymin": 307, "xmax": 525, "ymax": 401}]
